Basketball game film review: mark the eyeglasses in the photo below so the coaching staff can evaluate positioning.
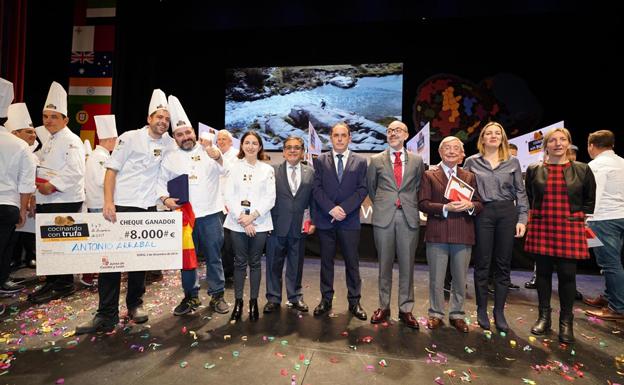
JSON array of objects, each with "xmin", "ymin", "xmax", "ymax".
[
  {"xmin": 284, "ymin": 145, "xmax": 303, "ymax": 151},
  {"xmin": 387, "ymin": 128, "xmax": 407, "ymax": 135}
]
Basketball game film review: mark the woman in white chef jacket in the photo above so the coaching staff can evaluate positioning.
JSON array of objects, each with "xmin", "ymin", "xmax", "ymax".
[{"xmin": 223, "ymin": 131, "xmax": 275, "ymax": 322}]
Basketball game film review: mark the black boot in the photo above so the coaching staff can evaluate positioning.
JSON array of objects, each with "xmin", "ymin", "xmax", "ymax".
[
  {"xmin": 475, "ymin": 273, "xmax": 490, "ymax": 330},
  {"xmin": 249, "ymin": 299, "xmax": 259, "ymax": 321},
  {"xmin": 230, "ymin": 299, "xmax": 243, "ymax": 322},
  {"xmin": 559, "ymin": 312, "xmax": 575, "ymax": 344},
  {"xmin": 531, "ymin": 307, "xmax": 551, "ymax": 335},
  {"xmin": 493, "ymin": 283, "xmax": 509, "ymax": 333}
]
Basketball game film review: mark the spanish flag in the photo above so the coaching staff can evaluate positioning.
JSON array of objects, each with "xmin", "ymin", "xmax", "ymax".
[{"xmin": 178, "ymin": 202, "xmax": 198, "ymax": 270}]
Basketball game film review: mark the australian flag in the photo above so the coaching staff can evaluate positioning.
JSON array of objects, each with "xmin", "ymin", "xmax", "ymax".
[{"xmin": 69, "ymin": 51, "xmax": 113, "ymax": 77}]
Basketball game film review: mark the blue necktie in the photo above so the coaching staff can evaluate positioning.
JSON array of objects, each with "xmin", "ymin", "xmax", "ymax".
[{"xmin": 336, "ymin": 154, "xmax": 344, "ymax": 182}]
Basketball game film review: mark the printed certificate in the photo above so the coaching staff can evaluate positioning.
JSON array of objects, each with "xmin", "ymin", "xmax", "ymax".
[{"xmin": 36, "ymin": 212, "xmax": 182, "ymax": 275}]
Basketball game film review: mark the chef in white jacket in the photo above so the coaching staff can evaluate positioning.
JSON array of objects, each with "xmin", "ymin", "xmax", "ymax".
[
  {"xmin": 85, "ymin": 115, "xmax": 118, "ymax": 213},
  {"xmin": 28, "ymin": 81, "xmax": 85, "ymax": 304}
]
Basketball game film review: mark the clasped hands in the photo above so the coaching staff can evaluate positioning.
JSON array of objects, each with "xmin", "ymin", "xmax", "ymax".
[
  {"xmin": 329, "ymin": 205, "xmax": 346, "ymax": 222},
  {"xmin": 444, "ymin": 199, "xmax": 474, "ymax": 212}
]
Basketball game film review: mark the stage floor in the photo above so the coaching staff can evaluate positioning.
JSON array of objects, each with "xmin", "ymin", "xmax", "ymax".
[{"xmin": 1, "ymin": 260, "xmax": 622, "ymax": 385}]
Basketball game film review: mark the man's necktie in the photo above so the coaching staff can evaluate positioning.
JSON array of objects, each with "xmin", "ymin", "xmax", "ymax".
[
  {"xmin": 394, "ymin": 152, "xmax": 402, "ymax": 207},
  {"xmin": 290, "ymin": 165, "xmax": 298, "ymax": 195},
  {"xmin": 336, "ymin": 154, "xmax": 344, "ymax": 182}
]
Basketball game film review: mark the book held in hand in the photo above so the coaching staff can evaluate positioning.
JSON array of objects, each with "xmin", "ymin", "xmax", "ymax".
[
  {"xmin": 167, "ymin": 174, "xmax": 189, "ymax": 205},
  {"xmin": 444, "ymin": 174, "xmax": 475, "ymax": 202}
]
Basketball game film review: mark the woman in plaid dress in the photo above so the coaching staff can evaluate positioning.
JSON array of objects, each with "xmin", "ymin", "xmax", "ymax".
[{"xmin": 524, "ymin": 127, "xmax": 596, "ymax": 343}]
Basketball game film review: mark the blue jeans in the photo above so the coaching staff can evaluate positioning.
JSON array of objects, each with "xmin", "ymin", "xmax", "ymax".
[
  {"xmin": 181, "ymin": 269, "xmax": 199, "ymax": 297},
  {"xmin": 588, "ymin": 219, "xmax": 624, "ymax": 313},
  {"xmin": 192, "ymin": 213, "xmax": 225, "ymax": 296}
]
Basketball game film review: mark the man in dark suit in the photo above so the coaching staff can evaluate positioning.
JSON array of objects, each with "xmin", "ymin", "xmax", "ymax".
[
  {"xmin": 264, "ymin": 136, "xmax": 315, "ymax": 313},
  {"xmin": 312, "ymin": 122, "xmax": 368, "ymax": 320},
  {"xmin": 367, "ymin": 120, "xmax": 424, "ymax": 329},
  {"xmin": 418, "ymin": 136, "xmax": 483, "ymax": 333}
]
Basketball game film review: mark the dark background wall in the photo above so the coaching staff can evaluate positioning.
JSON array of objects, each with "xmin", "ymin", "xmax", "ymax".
[{"xmin": 21, "ymin": 1, "xmax": 623, "ymax": 163}]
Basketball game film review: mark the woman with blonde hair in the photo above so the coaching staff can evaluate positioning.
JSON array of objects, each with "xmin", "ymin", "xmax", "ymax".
[
  {"xmin": 464, "ymin": 121, "xmax": 528, "ymax": 332},
  {"xmin": 524, "ymin": 127, "xmax": 595, "ymax": 343}
]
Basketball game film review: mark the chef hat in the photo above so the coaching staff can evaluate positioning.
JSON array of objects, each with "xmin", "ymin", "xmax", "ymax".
[
  {"xmin": 5, "ymin": 103, "xmax": 34, "ymax": 132},
  {"xmin": 167, "ymin": 95, "xmax": 192, "ymax": 132},
  {"xmin": 148, "ymin": 89, "xmax": 168, "ymax": 116},
  {"xmin": 94, "ymin": 114, "xmax": 118, "ymax": 139},
  {"xmin": 43, "ymin": 81, "xmax": 68, "ymax": 116},
  {"xmin": 0, "ymin": 77, "xmax": 13, "ymax": 118}
]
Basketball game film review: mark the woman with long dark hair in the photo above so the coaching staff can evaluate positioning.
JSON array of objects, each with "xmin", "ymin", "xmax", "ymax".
[
  {"xmin": 223, "ymin": 131, "xmax": 275, "ymax": 322},
  {"xmin": 524, "ymin": 127, "xmax": 595, "ymax": 343},
  {"xmin": 464, "ymin": 122, "xmax": 528, "ymax": 332}
]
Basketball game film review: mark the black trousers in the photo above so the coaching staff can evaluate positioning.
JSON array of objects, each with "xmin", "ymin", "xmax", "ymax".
[
  {"xmin": 474, "ymin": 201, "xmax": 517, "ymax": 312},
  {"xmin": 317, "ymin": 228, "xmax": 362, "ymax": 306},
  {"xmin": 96, "ymin": 205, "xmax": 155, "ymax": 321},
  {"xmin": 37, "ymin": 202, "xmax": 83, "ymax": 289},
  {"xmin": 535, "ymin": 253, "xmax": 577, "ymax": 315},
  {"xmin": 11, "ymin": 231, "xmax": 36, "ymax": 266},
  {"xmin": 0, "ymin": 205, "xmax": 20, "ymax": 285}
]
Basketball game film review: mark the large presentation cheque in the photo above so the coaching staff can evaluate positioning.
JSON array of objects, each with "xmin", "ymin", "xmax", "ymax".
[{"xmin": 36, "ymin": 212, "xmax": 182, "ymax": 275}]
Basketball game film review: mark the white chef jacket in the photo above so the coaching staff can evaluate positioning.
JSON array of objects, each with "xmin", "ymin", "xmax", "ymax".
[
  {"xmin": 85, "ymin": 145, "xmax": 110, "ymax": 209},
  {"xmin": 105, "ymin": 126, "xmax": 175, "ymax": 209},
  {"xmin": 588, "ymin": 150, "xmax": 624, "ymax": 221},
  {"xmin": 223, "ymin": 158, "xmax": 275, "ymax": 233},
  {"xmin": 0, "ymin": 131, "xmax": 36, "ymax": 208},
  {"xmin": 157, "ymin": 143, "xmax": 226, "ymax": 218},
  {"xmin": 35, "ymin": 126, "xmax": 85, "ymax": 204}
]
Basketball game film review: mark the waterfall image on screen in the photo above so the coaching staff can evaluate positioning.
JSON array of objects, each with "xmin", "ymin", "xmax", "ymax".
[{"xmin": 225, "ymin": 63, "xmax": 403, "ymax": 151}]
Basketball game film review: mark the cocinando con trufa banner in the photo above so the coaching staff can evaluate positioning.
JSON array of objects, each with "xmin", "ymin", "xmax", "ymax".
[{"xmin": 35, "ymin": 212, "xmax": 182, "ymax": 275}]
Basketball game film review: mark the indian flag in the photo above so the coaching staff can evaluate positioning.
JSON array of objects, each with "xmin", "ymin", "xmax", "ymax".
[{"xmin": 68, "ymin": 77, "xmax": 112, "ymax": 97}]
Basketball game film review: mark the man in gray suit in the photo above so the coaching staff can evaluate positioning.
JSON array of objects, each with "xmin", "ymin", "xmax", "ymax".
[
  {"xmin": 367, "ymin": 120, "xmax": 424, "ymax": 329},
  {"xmin": 264, "ymin": 136, "xmax": 315, "ymax": 313}
]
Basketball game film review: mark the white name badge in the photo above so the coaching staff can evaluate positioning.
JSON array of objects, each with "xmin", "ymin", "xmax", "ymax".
[{"xmin": 35, "ymin": 212, "xmax": 182, "ymax": 275}]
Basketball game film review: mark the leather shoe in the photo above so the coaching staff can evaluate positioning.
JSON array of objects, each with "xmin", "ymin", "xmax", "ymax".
[
  {"xmin": 29, "ymin": 284, "xmax": 75, "ymax": 304},
  {"xmin": 75, "ymin": 316, "xmax": 116, "ymax": 334},
  {"xmin": 583, "ymin": 295, "xmax": 608, "ymax": 309},
  {"xmin": 427, "ymin": 317, "xmax": 443, "ymax": 329},
  {"xmin": 263, "ymin": 302, "xmax": 280, "ymax": 313},
  {"xmin": 370, "ymin": 308, "xmax": 391, "ymax": 324},
  {"xmin": 289, "ymin": 300, "xmax": 309, "ymax": 312},
  {"xmin": 349, "ymin": 302, "xmax": 367, "ymax": 320},
  {"xmin": 450, "ymin": 318, "xmax": 469, "ymax": 333},
  {"xmin": 398, "ymin": 311, "xmax": 420, "ymax": 330},
  {"xmin": 524, "ymin": 276, "xmax": 536, "ymax": 289},
  {"xmin": 586, "ymin": 307, "xmax": 624, "ymax": 321},
  {"xmin": 313, "ymin": 300, "xmax": 332, "ymax": 316},
  {"xmin": 128, "ymin": 305, "xmax": 148, "ymax": 323}
]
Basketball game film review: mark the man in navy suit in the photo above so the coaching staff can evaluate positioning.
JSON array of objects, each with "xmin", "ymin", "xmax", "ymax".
[
  {"xmin": 312, "ymin": 122, "xmax": 368, "ymax": 320},
  {"xmin": 264, "ymin": 136, "xmax": 315, "ymax": 313}
]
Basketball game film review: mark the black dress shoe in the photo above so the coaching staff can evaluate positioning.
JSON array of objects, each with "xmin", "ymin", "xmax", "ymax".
[
  {"xmin": 289, "ymin": 300, "xmax": 309, "ymax": 312},
  {"xmin": 75, "ymin": 315, "xmax": 117, "ymax": 334},
  {"xmin": 313, "ymin": 300, "xmax": 332, "ymax": 316},
  {"xmin": 349, "ymin": 302, "xmax": 367, "ymax": 320},
  {"xmin": 263, "ymin": 302, "xmax": 280, "ymax": 313},
  {"xmin": 29, "ymin": 284, "xmax": 75, "ymax": 304}
]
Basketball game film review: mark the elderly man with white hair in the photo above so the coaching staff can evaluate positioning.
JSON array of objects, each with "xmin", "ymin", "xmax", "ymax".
[{"xmin": 418, "ymin": 136, "xmax": 482, "ymax": 333}]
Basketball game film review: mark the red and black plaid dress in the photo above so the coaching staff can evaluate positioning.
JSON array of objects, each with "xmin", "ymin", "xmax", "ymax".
[{"xmin": 524, "ymin": 163, "xmax": 589, "ymax": 260}]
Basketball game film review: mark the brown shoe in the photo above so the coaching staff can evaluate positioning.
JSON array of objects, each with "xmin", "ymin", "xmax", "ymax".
[
  {"xmin": 370, "ymin": 308, "xmax": 390, "ymax": 324},
  {"xmin": 399, "ymin": 311, "xmax": 420, "ymax": 330},
  {"xmin": 586, "ymin": 307, "xmax": 624, "ymax": 321},
  {"xmin": 450, "ymin": 318, "xmax": 469, "ymax": 333},
  {"xmin": 583, "ymin": 295, "xmax": 608, "ymax": 308},
  {"xmin": 427, "ymin": 317, "xmax": 443, "ymax": 329}
]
